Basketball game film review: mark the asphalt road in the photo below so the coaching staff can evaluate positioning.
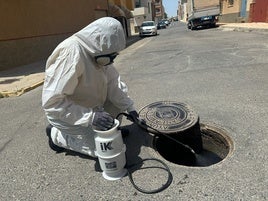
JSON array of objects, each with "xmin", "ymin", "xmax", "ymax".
[{"xmin": 1, "ymin": 22, "xmax": 267, "ymax": 200}]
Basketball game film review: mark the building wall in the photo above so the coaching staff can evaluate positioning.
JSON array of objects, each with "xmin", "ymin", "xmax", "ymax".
[
  {"xmin": 219, "ymin": 0, "xmax": 255, "ymax": 22},
  {"xmin": 126, "ymin": 0, "xmax": 135, "ymax": 9},
  {"xmin": 183, "ymin": 3, "xmax": 188, "ymax": 21},
  {"xmin": 0, "ymin": 0, "xmax": 108, "ymax": 70},
  {"xmin": 154, "ymin": 0, "xmax": 164, "ymax": 21},
  {"xmin": 219, "ymin": 0, "xmax": 242, "ymax": 22},
  {"xmin": 247, "ymin": 0, "xmax": 255, "ymax": 10},
  {"xmin": 113, "ymin": 0, "xmax": 135, "ymax": 10},
  {"xmin": 192, "ymin": 0, "xmax": 220, "ymax": 9},
  {"xmin": 178, "ymin": 3, "xmax": 188, "ymax": 22},
  {"xmin": 132, "ymin": 7, "xmax": 151, "ymax": 25},
  {"xmin": 131, "ymin": 0, "xmax": 154, "ymax": 34},
  {"xmin": 110, "ymin": 0, "xmax": 135, "ymax": 37},
  {"xmin": 249, "ymin": 0, "xmax": 268, "ymax": 22}
]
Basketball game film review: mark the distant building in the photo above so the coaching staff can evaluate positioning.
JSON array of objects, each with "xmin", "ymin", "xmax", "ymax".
[
  {"xmin": 154, "ymin": 0, "xmax": 165, "ymax": 22},
  {"xmin": 178, "ymin": 0, "xmax": 268, "ymax": 23},
  {"xmin": 130, "ymin": 0, "xmax": 165, "ymax": 35},
  {"xmin": 178, "ymin": 0, "xmax": 188, "ymax": 22}
]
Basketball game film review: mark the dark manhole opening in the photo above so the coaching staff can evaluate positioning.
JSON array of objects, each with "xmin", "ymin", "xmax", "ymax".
[
  {"xmin": 139, "ymin": 101, "xmax": 234, "ymax": 167},
  {"xmin": 154, "ymin": 124, "xmax": 233, "ymax": 167}
]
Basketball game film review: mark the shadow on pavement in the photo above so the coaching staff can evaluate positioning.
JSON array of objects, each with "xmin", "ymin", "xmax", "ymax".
[{"xmin": 0, "ymin": 60, "xmax": 46, "ymax": 77}]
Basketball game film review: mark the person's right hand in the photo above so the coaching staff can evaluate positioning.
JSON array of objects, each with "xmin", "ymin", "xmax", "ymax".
[
  {"xmin": 127, "ymin": 110, "xmax": 139, "ymax": 122},
  {"xmin": 92, "ymin": 111, "xmax": 114, "ymax": 131}
]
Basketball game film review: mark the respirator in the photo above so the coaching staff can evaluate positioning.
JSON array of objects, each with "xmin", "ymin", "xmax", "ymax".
[{"xmin": 95, "ymin": 52, "xmax": 119, "ymax": 66}]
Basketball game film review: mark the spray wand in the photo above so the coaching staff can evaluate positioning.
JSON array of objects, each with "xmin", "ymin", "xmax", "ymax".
[{"xmin": 117, "ymin": 112, "xmax": 196, "ymax": 155}]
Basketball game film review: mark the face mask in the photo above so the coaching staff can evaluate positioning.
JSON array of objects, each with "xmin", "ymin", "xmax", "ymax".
[{"xmin": 95, "ymin": 53, "xmax": 119, "ymax": 66}]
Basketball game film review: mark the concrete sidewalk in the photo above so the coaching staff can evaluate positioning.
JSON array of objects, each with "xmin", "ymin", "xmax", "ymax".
[
  {"xmin": 0, "ymin": 60, "xmax": 46, "ymax": 97},
  {"xmin": 0, "ymin": 23, "xmax": 267, "ymax": 98},
  {"xmin": 219, "ymin": 22, "xmax": 268, "ymax": 33}
]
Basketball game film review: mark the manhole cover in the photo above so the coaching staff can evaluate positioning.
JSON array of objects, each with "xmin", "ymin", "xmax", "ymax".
[
  {"xmin": 139, "ymin": 101, "xmax": 199, "ymax": 133},
  {"xmin": 139, "ymin": 101, "xmax": 203, "ymax": 153}
]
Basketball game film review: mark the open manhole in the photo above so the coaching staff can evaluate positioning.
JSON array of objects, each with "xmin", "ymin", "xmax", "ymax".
[{"xmin": 139, "ymin": 101, "xmax": 234, "ymax": 167}]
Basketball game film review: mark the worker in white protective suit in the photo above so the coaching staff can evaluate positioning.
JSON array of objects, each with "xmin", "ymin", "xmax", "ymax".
[{"xmin": 42, "ymin": 17, "xmax": 138, "ymax": 157}]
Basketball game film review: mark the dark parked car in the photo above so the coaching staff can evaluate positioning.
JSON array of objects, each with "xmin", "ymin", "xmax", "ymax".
[
  {"xmin": 157, "ymin": 21, "xmax": 167, "ymax": 29},
  {"xmin": 160, "ymin": 19, "xmax": 170, "ymax": 27}
]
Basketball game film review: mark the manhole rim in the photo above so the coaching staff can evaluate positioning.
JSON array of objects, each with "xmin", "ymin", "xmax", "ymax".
[
  {"xmin": 200, "ymin": 123, "xmax": 235, "ymax": 158},
  {"xmin": 150, "ymin": 123, "xmax": 235, "ymax": 168}
]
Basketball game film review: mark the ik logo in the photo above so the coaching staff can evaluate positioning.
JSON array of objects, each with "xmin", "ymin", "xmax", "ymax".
[{"xmin": 100, "ymin": 141, "xmax": 113, "ymax": 151}]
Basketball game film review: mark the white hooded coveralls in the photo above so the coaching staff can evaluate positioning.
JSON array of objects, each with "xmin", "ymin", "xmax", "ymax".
[{"xmin": 42, "ymin": 17, "xmax": 135, "ymax": 157}]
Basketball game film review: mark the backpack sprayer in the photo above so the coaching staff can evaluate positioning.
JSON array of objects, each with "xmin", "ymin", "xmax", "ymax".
[
  {"xmin": 93, "ymin": 112, "xmax": 196, "ymax": 194},
  {"xmin": 93, "ymin": 119, "xmax": 127, "ymax": 181}
]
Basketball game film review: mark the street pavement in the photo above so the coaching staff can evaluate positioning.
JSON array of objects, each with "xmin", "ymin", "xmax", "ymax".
[
  {"xmin": 1, "ymin": 21, "xmax": 267, "ymax": 200},
  {"xmin": 0, "ymin": 22, "xmax": 268, "ymax": 98}
]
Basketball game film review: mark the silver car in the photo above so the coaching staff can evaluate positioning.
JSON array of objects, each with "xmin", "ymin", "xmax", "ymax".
[{"xmin": 139, "ymin": 21, "xmax": 157, "ymax": 37}]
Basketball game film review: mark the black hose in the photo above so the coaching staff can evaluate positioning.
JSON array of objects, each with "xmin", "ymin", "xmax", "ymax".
[
  {"xmin": 116, "ymin": 112, "xmax": 195, "ymax": 154},
  {"xmin": 126, "ymin": 158, "xmax": 173, "ymax": 194},
  {"xmin": 116, "ymin": 112, "xmax": 194, "ymax": 194}
]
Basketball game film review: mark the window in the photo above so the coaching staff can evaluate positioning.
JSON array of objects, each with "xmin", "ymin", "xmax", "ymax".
[
  {"xmin": 135, "ymin": 0, "xmax": 141, "ymax": 7},
  {"xmin": 228, "ymin": 0, "xmax": 234, "ymax": 6},
  {"xmin": 155, "ymin": 0, "xmax": 160, "ymax": 5}
]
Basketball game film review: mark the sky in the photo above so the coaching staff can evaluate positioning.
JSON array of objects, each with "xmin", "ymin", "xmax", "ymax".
[{"xmin": 162, "ymin": 0, "xmax": 179, "ymax": 17}]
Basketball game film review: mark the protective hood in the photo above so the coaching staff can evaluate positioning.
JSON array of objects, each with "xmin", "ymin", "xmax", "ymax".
[{"xmin": 74, "ymin": 17, "xmax": 126, "ymax": 57}]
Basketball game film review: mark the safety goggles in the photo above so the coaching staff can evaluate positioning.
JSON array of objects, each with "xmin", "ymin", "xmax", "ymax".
[{"xmin": 95, "ymin": 52, "xmax": 119, "ymax": 66}]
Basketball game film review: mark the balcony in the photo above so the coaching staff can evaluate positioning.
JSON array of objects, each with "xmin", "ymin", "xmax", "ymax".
[{"xmin": 132, "ymin": 7, "xmax": 146, "ymax": 16}]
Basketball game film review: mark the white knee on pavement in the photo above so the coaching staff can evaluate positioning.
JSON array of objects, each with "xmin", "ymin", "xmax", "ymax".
[
  {"xmin": 50, "ymin": 126, "xmax": 97, "ymax": 158},
  {"xmin": 51, "ymin": 127, "xmax": 67, "ymax": 147}
]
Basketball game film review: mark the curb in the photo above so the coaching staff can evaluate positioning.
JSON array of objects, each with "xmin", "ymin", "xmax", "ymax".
[
  {"xmin": 219, "ymin": 26, "xmax": 268, "ymax": 33},
  {"xmin": 232, "ymin": 27, "xmax": 268, "ymax": 33},
  {"xmin": 0, "ymin": 80, "xmax": 44, "ymax": 98}
]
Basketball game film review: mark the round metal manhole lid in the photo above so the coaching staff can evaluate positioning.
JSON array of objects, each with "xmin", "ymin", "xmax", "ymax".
[{"xmin": 139, "ymin": 101, "xmax": 199, "ymax": 134}]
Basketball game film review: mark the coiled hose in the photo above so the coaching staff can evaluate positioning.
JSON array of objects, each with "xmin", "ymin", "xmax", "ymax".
[{"xmin": 116, "ymin": 112, "xmax": 195, "ymax": 194}]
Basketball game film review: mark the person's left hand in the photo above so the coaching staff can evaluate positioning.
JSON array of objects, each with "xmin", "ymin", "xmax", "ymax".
[{"xmin": 92, "ymin": 111, "xmax": 114, "ymax": 131}]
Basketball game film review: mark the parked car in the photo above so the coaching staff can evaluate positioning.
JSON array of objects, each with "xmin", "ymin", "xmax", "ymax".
[
  {"xmin": 139, "ymin": 21, "xmax": 157, "ymax": 37},
  {"xmin": 159, "ymin": 19, "xmax": 169, "ymax": 26},
  {"xmin": 157, "ymin": 21, "xmax": 167, "ymax": 29},
  {"xmin": 163, "ymin": 19, "xmax": 170, "ymax": 26}
]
